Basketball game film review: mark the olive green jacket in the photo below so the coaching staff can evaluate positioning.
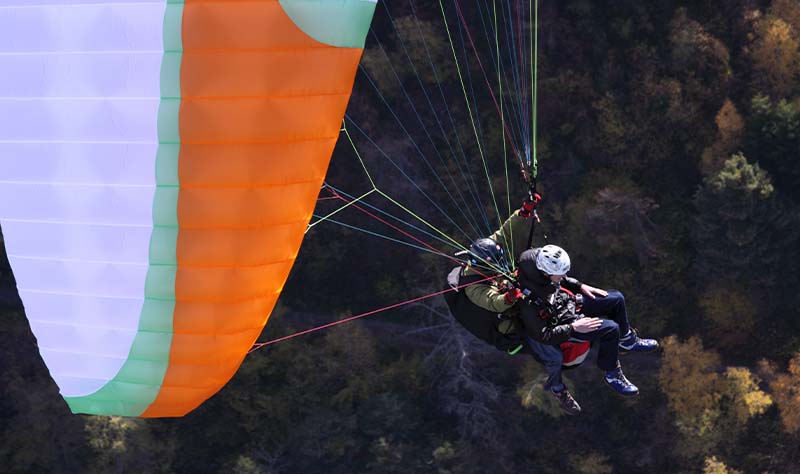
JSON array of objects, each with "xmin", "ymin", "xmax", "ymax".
[{"xmin": 462, "ymin": 210, "xmax": 532, "ymax": 313}]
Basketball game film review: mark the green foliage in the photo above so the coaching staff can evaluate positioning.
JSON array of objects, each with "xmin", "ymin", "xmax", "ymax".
[
  {"xmin": 83, "ymin": 416, "xmax": 176, "ymax": 474},
  {"xmin": 516, "ymin": 360, "xmax": 572, "ymax": 418},
  {"xmin": 361, "ymin": 15, "xmax": 456, "ymax": 100},
  {"xmin": 432, "ymin": 441, "xmax": 456, "ymax": 463},
  {"xmin": 697, "ymin": 281, "xmax": 757, "ymax": 351},
  {"xmin": 567, "ymin": 453, "xmax": 614, "ymax": 474},
  {"xmin": 692, "ymin": 153, "xmax": 793, "ymax": 289},
  {"xmin": 704, "ymin": 456, "xmax": 742, "ymax": 474},
  {"xmin": 706, "ymin": 152, "xmax": 773, "ymax": 197},
  {"xmin": 745, "ymin": 95, "xmax": 800, "ymax": 198},
  {"xmin": 231, "ymin": 456, "xmax": 262, "ymax": 474},
  {"xmin": 669, "ymin": 8, "xmax": 732, "ymax": 95},
  {"xmin": 591, "ymin": 93, "xmax": 630, "ymax": 158}
]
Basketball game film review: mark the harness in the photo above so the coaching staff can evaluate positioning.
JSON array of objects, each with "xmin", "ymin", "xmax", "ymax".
[
  {"xmin": 534, "ymin": 287, "xmax": 580, "ymax": 327},
  {"xmin": 532, "ymin": 286, "xmax": 591, "ymax": 368},
  {"xmin": 445, "ymin": 267, "xmax": 527, "ymax": 355}
]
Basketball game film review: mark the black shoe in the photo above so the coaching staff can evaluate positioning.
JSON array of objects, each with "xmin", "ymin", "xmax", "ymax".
[{"xmin": 551, "ymin": 388, "xmax": 582, "ymax": 415}]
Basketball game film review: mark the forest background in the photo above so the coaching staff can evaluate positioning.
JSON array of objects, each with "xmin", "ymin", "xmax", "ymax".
[{"xmin": 2, "ymin": 0, "xmax": 800, "ymax": 473}]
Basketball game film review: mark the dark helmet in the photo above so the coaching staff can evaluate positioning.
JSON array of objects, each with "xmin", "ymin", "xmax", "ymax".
[{"xmin": 465, "ymin": 238, "xmax": 506, "ymax": 268}]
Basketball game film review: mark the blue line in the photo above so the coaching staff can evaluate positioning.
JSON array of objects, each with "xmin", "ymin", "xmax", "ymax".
[
  {"xmin": 344, "ymin": 113, "xmax": 473, "ymax": 242},
  {"xmin": 408, "ymin": 0, "xmax": 494, "ymax": 235},
  {"xmin": 383, "ymin": 1, "xmax": 496, "ymax": 236},
  {"xmin": 324, "ymin": 183, "xmax": 462, "ymax": 251},
  {"xmin": 311, "ymin": 214, "xmax": 457, "ymax": 258},
  {"xmin": 368, "ymin": 21, "xmax": 485, "ymax": 237}
]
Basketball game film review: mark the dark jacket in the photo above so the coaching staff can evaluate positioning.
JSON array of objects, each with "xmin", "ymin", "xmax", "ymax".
[{"xmin": 517, "ymin": 248, "xmax": 584, "ymax": 346}]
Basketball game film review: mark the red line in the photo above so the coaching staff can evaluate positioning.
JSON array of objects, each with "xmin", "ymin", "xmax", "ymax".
[
  {"xmin": 452, "ymin": 0, "xmax": 529, "ymax": 182},
  {"xmin": 516, "ymin": 0, "xmax": 528, "ymax": 130},
  {"xmin": 247, "ymin": 187, "xmax": 508, "ymax": 352},
  {"xmin": 325, "ymin": 188, "xmax": 497, "ymax": 279},
  {"xmin": 324, "ymin": 188, "xmax": 450, "ymax": 262},
  {"xmin": 350, "ymin": 202, "xmax": 461, "ymax": 264},
  {"xmin": 248, "ymin": 274, "xmax": 497, "ymax": 353}
]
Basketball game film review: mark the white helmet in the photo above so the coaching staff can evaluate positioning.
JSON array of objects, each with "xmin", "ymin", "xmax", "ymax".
[{"xmin": 535, "ymin": 245, "xmax": 571, "ymax": 275}]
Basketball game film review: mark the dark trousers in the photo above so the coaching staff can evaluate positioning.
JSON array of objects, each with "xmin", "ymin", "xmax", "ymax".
[
  {"xmin": 570, "ymin": 290, "xmax": 630, "ymax": 371},
  {"xmin": 526, "ymin": 337, "xmax": 564, "ymax": 391}
]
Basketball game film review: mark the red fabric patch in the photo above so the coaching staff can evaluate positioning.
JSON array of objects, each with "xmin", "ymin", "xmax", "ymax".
[{"xmin": 560, "ymin": 341, "xmax": 591, "ymax": 365}]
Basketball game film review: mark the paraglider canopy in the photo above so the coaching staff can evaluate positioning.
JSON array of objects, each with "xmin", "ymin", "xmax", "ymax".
[{"xmin": 0, "ymin": 0, "xmax": 376, "ymax": 417}]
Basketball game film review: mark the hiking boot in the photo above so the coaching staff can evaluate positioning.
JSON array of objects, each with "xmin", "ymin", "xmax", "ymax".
[
  {"xmin": 604, "ymin": 367, "xmax": 639, "ymax": 397},
  {"xmin": 619, "ymin": 328, "xmax": 659, "ymax": 354},
  {"xmin": 551, "ymin": 388, "xmax": 582, "ymax": 415}
]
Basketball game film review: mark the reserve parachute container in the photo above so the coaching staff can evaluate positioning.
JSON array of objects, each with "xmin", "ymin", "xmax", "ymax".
[{"xmin": 0, "ymin": 0, "xmax": 377, "ymax": 417}]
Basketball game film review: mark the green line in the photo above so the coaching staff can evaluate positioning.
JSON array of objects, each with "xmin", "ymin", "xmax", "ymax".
[
  {"xmin": 305, "ymin": 122, "xmax": 381, "ymax": 234},
  {"xmin": 375, "ymin": 189, "xmax": 514, "ymax": 279},
  {"xmin": 342, "ymin": 121, "xmax": 377, "ymax": 189},
  {"xmin": 495, "ymin": 0, "xmax": 514, "ymax": 268},
  {"xmin": 377, "ymin": 189, "xmax": 514, "ymax": 279},
  {"xmin": 376, "ymin": 189, "xmax": 464, "ymax": 250},
  {"xmin": 498, "ymin": 0, "xmax": 509, "ymax": 217},
  {"xmin": 341, "ymin": 118, "xmax": 464, "ymax": 251},
  {"xmin": 306, "ymin": 188, "xmax": 377, "ymax": 233},
  {"xmin": 313, "ymin": 215, "xmax": 455, "ymax": 257},
  {"xmin": 532, "ymin": 0, "xmax": 538, "ymax": 179},
  {"xmin": 339, "ymin": 116, "xmax": 462, "ymax": 250},
  {"xmin": 438, "ymin": 0, "xmax": 504, "ymax": 234},
  {"xmin": 507, "ymin": 344, "xmax": 524, "ymax": 355}
]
